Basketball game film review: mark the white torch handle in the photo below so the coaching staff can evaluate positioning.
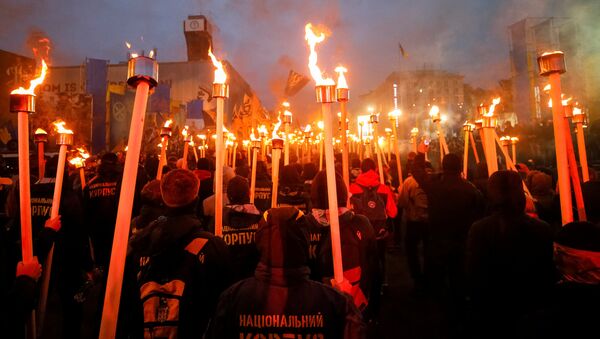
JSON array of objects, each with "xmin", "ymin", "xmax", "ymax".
[{"xmin": 214, "ymin": 97, "xmax": 225, "ymax": 237}]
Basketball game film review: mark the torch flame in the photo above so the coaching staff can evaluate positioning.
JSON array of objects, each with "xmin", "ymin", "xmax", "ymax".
[
  {"xmin": 208, "ymin": 47, "xmax": 227, "ymax": 84},
  {"xmin": 573, "ymin": 107, "xmax": 583, "ymax": 116},
  {"xmin": 562, "ymin": 97, "xmax": 572, "ymax": 106},
  {"xmin": 257, "ymin": 125, "xmax": 268, "ymax": 137},
  {"xmin": 181, "ymin": 125, "xmax": 189, "ymax": 137},
  {"xmin": 428, "ymin": 105, "xmax": 440, "ymax": 118},
  {"xmin": 487, "ymin": 97, "xmax": 501, "ymax": 116},
  {"xmin": 543, "ymin": 84, "xmax": 551, "ymax": 92},
  {"xmin": 77, "ymin": 147, "xmax": 90, "ymax": 159},
  {"xmin": 272, "ymin": 115, "xmax": 282, "ymax": 139},
  {"xmin": 250, "ymin": 128, "xmax": 259, "ymax": 141},
  {"xmin": 125, "ymin": 41, "xmax": 132, "ymax": 49},
  {"xmin": 305, "ymin": 23, "xmax": 335, "ymax": 86},
  {"xmin": 69, "ymin": 157, "xmax": 85, "ymax": 168},
  {"xmin": 163, "ymin": 119, "xmax": 173, "ymax": 128},
  {"xmin": 411, "ymin": 127, "xmax": 419, "ymax": 135},
  {"xmin": 35, "ymin": 128, "xmax": 47, "ymax": 135},
  {"xmin": 304, "ymin": 124, "xmax": 312, "ymax": 133},
  {"xmin": 148, "ymin": 49, "xmax": 155, "ymax": 59},
  {"xmin": 317, "ymin": 121, "xmax": 324, "ymax": 130},
  {"xmin": 335, "ymin": 66, "xmax": 348, "ymax": 89},
  {"xmin": 52, "ymin": 120, "xmax": 74, "ymax": 134},
  {"xmin": 11, "ymin": 59, "xmax": 48, "ymax": 95}
]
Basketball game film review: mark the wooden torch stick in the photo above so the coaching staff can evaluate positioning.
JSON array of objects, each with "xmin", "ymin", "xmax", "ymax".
[
  {"xmin": 99, "ymin": 55, "xmax": 157, "ymax": 339},
  {"xmin": 249, "ymin": 144, "xmax": 259, "ymax": 203}
]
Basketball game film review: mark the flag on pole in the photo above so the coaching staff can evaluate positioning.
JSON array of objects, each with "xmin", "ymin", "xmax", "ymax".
[
  {"xmin": 398, "ymin": 43, "xmax": 408, "ymax": 58},
  {"xmin": 284, "ymin": 70, "xmax": 310, "ymax": 97}
]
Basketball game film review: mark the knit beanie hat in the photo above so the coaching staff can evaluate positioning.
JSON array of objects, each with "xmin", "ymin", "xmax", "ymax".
[
  {"xmin": 256, "ymin": 207, "xmax": 309, "ymax": 268},
  {"xmin": 160, "ymin": 169, "xmax": 200, "ymax": 208},
  {"xmin": 227, "ymin": 175, "xmax": 250, "ymax": 205},
  {"xmin": 442, "ymin": 153, "xmax": 462, "ymax": 174},
  {"xmin": 141, "ymin": 179, "xmax": 163, "ymax": 205},
  {"xmin": 310, "ymin": 170, "xmax": 348, "ymax": 210}
]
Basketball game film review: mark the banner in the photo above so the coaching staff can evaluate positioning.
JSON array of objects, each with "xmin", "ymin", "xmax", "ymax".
[
  {"xmin": 86, "ymin": 58, "xmax": 108, "ymax": 153},
  {"xmin": 0, "ymin": 51, "xmax": 35, "ymax": 145},
  {"xmin": 149, "ymin": 84, "xmax": 171, "ymax": 113},
  {"xmin": 108, "ymin": 90, "xmax": 135, "ymax": 149},
  {"xmin": 186, "ymin": 99, "xmax": 205, "ymax": 130},
  {"xmin": 35, "ymin": 92, "xmax": 93, "ymax": 145},
  {"xmin": 284, "ymin": 70, "xmax": 310, "ymax": 97}
]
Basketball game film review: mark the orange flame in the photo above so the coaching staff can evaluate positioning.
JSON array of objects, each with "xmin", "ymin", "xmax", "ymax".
[
  {"xmin": 487, "ymin": 97, "xmax": 501, "ymax": 116},
  {"xmin": 125, "ymin": 41, "xmax": 132, "ymax": 49},
  {"xmin": 76, "ymin": 147, "xmax": 90, "ymax": 159},
  {"xmin": 181, "ymin": 125, "xmax": 189, "ymax": 137},
  {"xmin": 305, "ymin": 23, "xmax": 334, "ymax": 86},
  {"xmin": 148, "ymin": 49, "xmax": 155, "ymax": 59},
  {"xmin": 562, "ymin": 97, "xmax": 572, "ymax": 106},
  {"xmin": 304, "ymin": 124, "xmax": 312, "ymax": 133},
  {"xmin": 163, "ymin": 119, "xmax": 173, "ymax": 128},
  {"xmin": 208, "ymin": 47, "xmax": 227, "ymax": 84},
  {"xmin": 543, "ymin": 84, "xmax": 551, "ymax": 92},
  {"xmin": 250, "ymin": 128, "xmax": 259, "ymax": 141},
  {"xmin": 335, "ymin": 66, "xmax": 348, "ymax": 89},
  {"xmin": 11, "ymin": 59, "xmax": 48, "ymax": 95},
  {"xmin": 429, "ymin": 105, "xmax": 440, "ymax": 119},
  {"xmin": 52, "ymin": 120, "xmax": 73, "ymax": 134},
  {"xmin": 69, "ymin": 157, "xmax": 85, "ymax": 168},
  {"xmin": 272, "ymin": 114, "xmax": 282, "ymax": 139},
  {"xmin": 573, "ymin": 107, "xmax": 583, "ymax": 116},
  {"xmin": 257, "ymin": 125, "xmax": 268, "ymax": 138},
  {"xmin": 34, "ymin": 128, "xmax": 47, "ymax": 135}
]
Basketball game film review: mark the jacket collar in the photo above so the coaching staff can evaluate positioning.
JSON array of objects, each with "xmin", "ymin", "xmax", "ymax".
[{"xmin": 254, "ymin": 262, "xmax": 310, "ymax": 286}]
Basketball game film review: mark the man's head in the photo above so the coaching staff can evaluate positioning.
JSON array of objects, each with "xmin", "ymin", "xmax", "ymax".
[
  {"xmin": 488, "ymin": 170, "xmax": 525, "ymax": 214},
  {"xmin": 160, "ymin": 169, "xmax": 200, "ymax": 208},
  {"xmin": 310, "ymin": 170, "xmax": 348, "ymax": 210},
  {"xmin": 361, "ymin": 158, "xmax": 376, "ymax": 173},
  {"xmin": 256, "ymin": 207, "xmax": 309, "ymax": 268},
  {"xmin": 554, "ymin": 222, "xmax": 600, "ymax": 285},
  {"xmin": 442, "ymin": 153, "xmax": 462, "ymax": 175},
  {"xmin": 227, "ymin": 175, "xmax": 250, "ymax": 205}
]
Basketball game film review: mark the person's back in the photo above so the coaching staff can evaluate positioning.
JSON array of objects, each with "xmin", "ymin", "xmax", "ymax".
[
  {"xmin": 120, "ymin": 169, "xmax": 232, "ymax": 338},
  {"xmin": 84, "ymin": 153, "xmax": 121, "ymax": 268},
  {"xmin": 221, "ymin": 176, "xmax": 262, "ymax": 281},
  {"xmin": 467, "ymin": 171, "xmax": 555, "ymax": 337},
  {"xmin": 209, "ymin": 207, "xmax": 365, "ymax": 339}
]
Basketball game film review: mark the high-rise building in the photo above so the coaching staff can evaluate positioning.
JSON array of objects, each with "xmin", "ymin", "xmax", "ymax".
[
  {"xmin": 509, "ymin": 17, "xmax": 586, "ymax": 125},
  {"xmin": 359, "ymin": 68, "xmax": 465, "ymax": 134}
]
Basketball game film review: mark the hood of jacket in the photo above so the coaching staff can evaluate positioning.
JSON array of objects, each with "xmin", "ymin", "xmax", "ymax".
[
  {"xmin": 128, "ymin": 210, "xmax": 201, "ymax": 257},
  {"xmin": 355, "ymin": 170, "xmax": 381, "ymax": 188}
]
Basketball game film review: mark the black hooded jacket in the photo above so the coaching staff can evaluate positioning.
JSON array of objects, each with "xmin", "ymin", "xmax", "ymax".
[
  {"xmin": 208, "ymin": 207, "xmax": 365, "ymax": 339},
  {"xmin": 119, "ymin": 207, "xmax": 232, "ymax": 338}
]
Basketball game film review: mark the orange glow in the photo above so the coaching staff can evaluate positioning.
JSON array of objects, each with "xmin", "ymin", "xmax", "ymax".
[
  {"xmin": 335, "ymin": 66, "xmax": 348, "ymax": 89},
  {"xmin": 257, "ymin": 125, "xmax": 268, "ymax": 138},
  {"xmin": 573, "ymin": 107, "xmax": 583, "ymax": 116},
  {"xmin": 208, "ymin": 47, "xmax": 227, "ymax": 84},
  {"xmin": 562, "ymin": 97, "xmax": 572, "ymax": 106},
  {"xmin": 543, "ymin": 84, "xmax": 551, "ymax": 92},
  {"xmin": 148, "ymin": 49, "xmax": 154, "ymax": 59},
  {"xmin": 304, "ymin": 23, "xmax": 334, "ymax": 86},
  {"xmin": 181, "ymin": 125, "xmax": 189, "ymax": 138},
  {"xmin": 304, "ymin": 124, "xmax": 312, "ymax": 133},
  {"xmin": 34, "ymin": 128, "xmax": 47, "ymax": 135},
  {"xmin": 272, "ymin": 114, "xmax": 282, "ymax": 139},
  {"xmin": 77, "ymin": 147, "xmax": 90, "ymax": 159},
  {"xmin": 541, "ymin": 50, "xmax": 563, "ymax": 57},
  {"xmin": 163, "ymin": 119, "xmax": 173, "ymax": 128},
  {"xmin": 11, "ymin": 59, "xmax": 48, "ymax": 95},
  {"xmin": 429, "ymin": 105, "xmax": 440, "ymax": 118},
  {"xmin": 52, "ymin": 120, "xmax": 73, "ymax": 134},
  {"xmin": 486, "ymin": 97, "xmax": 501, "ymax": 116},
  {"xmin": 69, "ymin": 157, "xmax": 84, "ymax": 168},
  {"xmin": 125, "ymin": 41, "xmax": 132, "ymax": 49}
]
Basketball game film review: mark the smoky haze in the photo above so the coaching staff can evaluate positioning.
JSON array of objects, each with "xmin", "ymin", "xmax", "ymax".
[{"xmin": 0, "ymin": 0, "xmax": 596, "ymax": 124}]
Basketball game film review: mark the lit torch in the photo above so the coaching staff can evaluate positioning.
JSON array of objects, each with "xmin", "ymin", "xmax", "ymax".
[
  {"xmin": 181, "ymin": 125, "xmax": 191, "ymax": 169},
  {"xmin": 156, "ymin": 119, "xmax": 172, "ymax": 180},
  {"xmin": 537, "ymin": 51, "xmax": 573, "ymax": 225},
  {"xmin": 370, "ymin": 113, "xmax": 385, "ymax": 185},
  {"xmin": 480, "ymin": 98, "xmax": 500, "ymax": 176},
  {"xmin": 303, "ymin": 124, "xmax": 312, "ymax": 163},
  {"xmin": 9, "ymin": 59, "xmax": 47, "ymax": 268},
  {"xmin": 197, "ymin": 134, "xmax": 207, "ymax": 159},
  {"xmin": 573, "ymin": 107, "xmax": 589, "ymax": 182},
  {"xmin": 335, "ymin": 66, "xmax": 350, "ymax": 192},
  {"xmin": 282, "ymin": 102, "xmax": 292, "ymax": 166},
  {"xmin": 410, "ymin": 127, "xmax": 419, "ymax": 153},
  {"xmin": 209, "ymin": 46, "xmax": 229, "ymax": 238},
  {"xmin": 34, "ymin": 128, "xmax": 48, "ymax": 179},
  {"xmin": 429, "ymin": 105, "xmax": 449, "ymax": 168},
  {"xmin": 249, "ymin": 130, "xmax": 261, "ymax": 204},
  {"xmin": 462, "ymin": 122, "xmax": 478, "ymax": 178},
  {"xmin": 39, "ymin": 120, "xmax": 74, "ymax": 330},
  {"xmin": 100, "ymin": 48, "xmax": 158, "ymax": 339},
  {"xmin": 271, "ymin": 116, "xmax": 283, "ymax": 208},
  {"xmin": 388, "ymin": 109, "xmax": 403, "ymax": 187},
  {"xmin": 305, "ymin": 22, "xmax": 344, "ymax": 285}
]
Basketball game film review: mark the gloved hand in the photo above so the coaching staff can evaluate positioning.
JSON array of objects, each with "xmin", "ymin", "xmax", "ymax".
[
  {"xmin": 16, "ymin": 257, "xmax": 42, "ymax": 281},
  {"xmin": 45, "ymin": 215, "xmax": 61, "ymax": 232}
]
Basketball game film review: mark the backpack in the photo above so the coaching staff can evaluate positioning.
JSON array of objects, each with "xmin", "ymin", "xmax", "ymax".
[
  {"xmin": 350, "ymin": 184, "xmax": 387, "ymax": 223},
  {"xmin": 137, "ymin": 235, "xmax": 208, "ymax": 339}
]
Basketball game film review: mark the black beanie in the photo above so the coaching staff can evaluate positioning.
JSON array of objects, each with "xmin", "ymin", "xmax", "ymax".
[
  {"xmin": 442, "ymin": 153, "xmax": 462, "ymax": 174},
  {"xmin": 310, "ymin": 170, "xmax": 348, "ymax": 210},
  {"xmin": 488, "ymin": 170, "xmax": 525, "ymax": 214},
  {"xmin": 227, "ymin": 175, "xmax": 250, "ymax": 205},
  {"xmin": 256, "ymin": 207, "xmax": 309, "ymax": 268}
]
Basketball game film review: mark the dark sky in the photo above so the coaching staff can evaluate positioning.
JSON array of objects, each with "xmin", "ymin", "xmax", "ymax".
[{"xmin": 0, "ymin": 0, "xmax": 596, "ymax": 118}]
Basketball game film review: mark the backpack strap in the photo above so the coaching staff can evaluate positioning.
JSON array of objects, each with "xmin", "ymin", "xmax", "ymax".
[{"xmin": 184, "ymin": 237, "xmax": 208, "ymax": 256}]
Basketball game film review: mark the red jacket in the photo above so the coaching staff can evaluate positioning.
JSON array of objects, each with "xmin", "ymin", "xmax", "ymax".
[{"xmin": 349, "ymin": 170, "xmax": 398, "ymax": 218}]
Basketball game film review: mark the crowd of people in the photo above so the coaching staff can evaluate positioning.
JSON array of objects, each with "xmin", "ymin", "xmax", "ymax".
[{"xmin": 0, "ymin": 143, "xmax": 599, "ymax": 338}]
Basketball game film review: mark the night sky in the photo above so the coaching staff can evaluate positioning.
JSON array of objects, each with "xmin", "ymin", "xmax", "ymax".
[{"xmin": 0, "ymin": 0, "xmax": 597, "ymax": 121}]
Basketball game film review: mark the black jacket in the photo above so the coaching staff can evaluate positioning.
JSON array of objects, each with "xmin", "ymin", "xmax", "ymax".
[
  {"xmin": 306, "ymin": 210, "xmax": 379, "ymax": 311},
  {"xmin": 208, "ymin": 263, "xmax": 365, "ymax": 339},
  {"xmin": 220, "ymin": 204, "xmax": 262, "ymax": 282},
  {"xmin": 119, "ymin": 208, "xmax": 232, "ymax": 338},
  {"xmin": 83, "ymin": 172, "xmax": 121, "ymax": 268}
]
